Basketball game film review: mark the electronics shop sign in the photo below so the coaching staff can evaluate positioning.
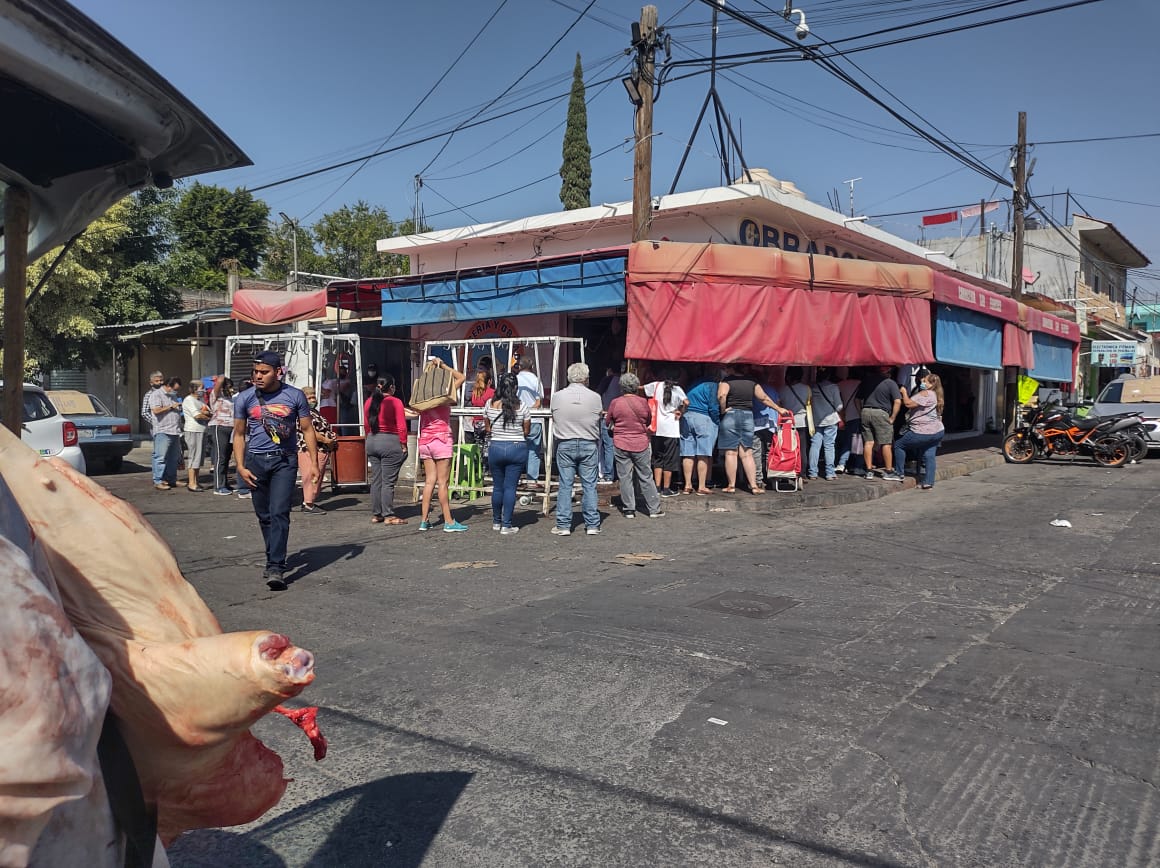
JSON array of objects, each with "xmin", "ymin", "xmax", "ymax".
[{"xmin": 738, "ymin": 218, "xmax": 865, "ymax": 260}]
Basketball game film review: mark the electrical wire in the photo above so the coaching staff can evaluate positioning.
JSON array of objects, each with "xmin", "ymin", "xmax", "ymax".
[{"xmin": 417, "ymin": 0, "xmax": 599, "ymax": 178}]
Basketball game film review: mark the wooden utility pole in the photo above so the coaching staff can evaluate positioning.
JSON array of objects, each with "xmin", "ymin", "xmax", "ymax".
[
  {"xmin": 3, "ymin": 186, "xmax": 31, "ymax": 435},
  {"xmin": 631, "ymin": 5, "xmax": 658, "ymax": 243},
  {"xmin": 1010, "ymin": 111, "xmax": 1027, "ymax": 301}
]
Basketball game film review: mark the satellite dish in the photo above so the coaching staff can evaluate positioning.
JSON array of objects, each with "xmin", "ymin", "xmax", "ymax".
[{"xmin": 1022, "ymin": 266, "xmax": 1038, "ymax": 285}]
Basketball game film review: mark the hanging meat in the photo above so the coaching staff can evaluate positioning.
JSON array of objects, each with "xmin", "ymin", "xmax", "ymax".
[{"xmin": 0, "ymin": 425, "xmax": 326, "ymax": 855}]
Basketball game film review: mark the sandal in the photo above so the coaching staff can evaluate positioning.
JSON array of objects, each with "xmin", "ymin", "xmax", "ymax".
[
  {"xmin": 385, "ymin": 516, "xmax": 408, "ymax": 525},
  {"xmin": 721, "ymin": 487, "xmax": 736, "ymax": 493},
  {"xmin": 681, "ymin": 488, "xmax": 694, "ymax": 495},
  {"xmin": 370, "ymin": 515, "xmax": 385, "ymax": 524},
  {"xmin": 695, "ymin": 489, "xmax": 711, "ymax": 496}
]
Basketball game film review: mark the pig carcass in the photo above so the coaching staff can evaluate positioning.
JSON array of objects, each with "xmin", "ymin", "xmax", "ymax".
[{"xmin": 0, "ymin": 425, "xmax": 325, "ymax": 860}]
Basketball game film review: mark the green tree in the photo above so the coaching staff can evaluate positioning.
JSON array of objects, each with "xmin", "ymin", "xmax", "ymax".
[
  {"xmin": 21, "ymin": 200, "xmax": 133, "ymax": 371},
  {"xmin": 314, "ymin": 201, "xmax": 401, "ymax": 279},
  {"xmin": 261, "ymin": 221, "xmax": 325, "ymax": 284},
  {"xmin": 171, "ymin": 183, "xmax": 270, "ymax": 290},
  {"xmin": 559, "ymin": 53, "xmax": 591, "ymax": 211}
]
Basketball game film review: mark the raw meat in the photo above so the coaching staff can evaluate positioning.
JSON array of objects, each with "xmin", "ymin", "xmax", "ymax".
[{"xmin": 0, "ymin": 427, "xmax": 324, "ymax": 847}]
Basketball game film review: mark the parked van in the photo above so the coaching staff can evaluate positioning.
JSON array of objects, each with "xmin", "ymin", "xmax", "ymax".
[{"xmin": 1092, "ymin": 375, "xmax": 1160, "ymax": 451}]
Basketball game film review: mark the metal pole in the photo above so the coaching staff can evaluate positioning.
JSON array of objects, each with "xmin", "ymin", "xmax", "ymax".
[{"xmin": 3, "ymin": 186, "xmax": 31, "ymax": 435}]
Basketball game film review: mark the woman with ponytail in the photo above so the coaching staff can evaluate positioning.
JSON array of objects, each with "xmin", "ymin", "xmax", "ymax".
[
  {"xmin": 364, "ymin": 375, "xmax": 409, "ymax": 524},
  {"xmin": 484, "ymin": 372, "xmax": 531, "ymax": 533},
  {"xmin": 643, "ymin": 370, "xmax": 688, "ymax": 496}
]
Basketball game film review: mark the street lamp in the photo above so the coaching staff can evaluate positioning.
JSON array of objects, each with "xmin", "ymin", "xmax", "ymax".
[{"xmin": 279, "ymin": 211, "xmax": 298, "ymax": 292}]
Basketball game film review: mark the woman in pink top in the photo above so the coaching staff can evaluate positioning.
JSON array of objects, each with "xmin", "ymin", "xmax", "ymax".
[
  {"xmin": 605, "ymin": 372, "xmax": 664, "ymax": 519},
  {"xmin": 364, "ymin": 375, "xmax": 409, "ymax": 524},
  {"xmin": 413, "ymin": 358, "xmax": 467, "ymax": 531}
]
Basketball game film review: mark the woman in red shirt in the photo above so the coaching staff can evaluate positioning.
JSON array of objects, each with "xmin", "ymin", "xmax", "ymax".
[
  {"xmin": 364, "ymin": 375, "xmax": 409, "ymax": 524},
  {"xmin": 606, "ymin": 372, "xmax": 664, "ymax": 519}
]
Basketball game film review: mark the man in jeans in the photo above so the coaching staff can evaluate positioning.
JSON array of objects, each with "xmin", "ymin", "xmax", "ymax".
[
  {"xmin": 549, "ymin": 362, "xmax": 604, "ymax": 536},
  {"xmin": 146, "ymin": 370, "xmax": 182, "ymax": 490},
  {"xmin": 233, "ymin": 351, "xmax": 319, "ymax": 591}
]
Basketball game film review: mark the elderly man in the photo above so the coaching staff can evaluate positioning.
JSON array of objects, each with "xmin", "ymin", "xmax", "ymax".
[
  {"xmin": 146, "ymin": 370, "xmax": 182, "ymax": 490},
  {"xmin": 549, "ymin": 362, "xmax": 604, "ymax": 536}
]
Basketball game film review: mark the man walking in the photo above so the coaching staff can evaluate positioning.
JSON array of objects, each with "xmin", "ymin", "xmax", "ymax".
[
  {"xmin": 549, "ymin": 362, "xmax": 604, "ymax": 536},
  {"xmin": 146, "ymin": 370, "xmax": 182, "ymax": 490},
  {"xmin": 516, "ymin": 356, "xmax": 545, "ymax": 488},
  {"xmin": 233, "ymin": 351, "xmax": 318, "ymax": 591},
  {"xmin": 857, "ymin": 365, "xmax": 902, "ymax": 478}
]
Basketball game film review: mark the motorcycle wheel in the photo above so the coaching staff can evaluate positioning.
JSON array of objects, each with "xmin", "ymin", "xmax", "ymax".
[
  {"xmin": 1092, "ymin": 436, "xmax": 1129, "ymax": 468},
  {"xmin": 1127, "ymin": 435, "xmax": 1148, "ymax": 463},
  {"xmin": 1003, "ymin": 432, "xmax": 1037, "ymax": 464}
]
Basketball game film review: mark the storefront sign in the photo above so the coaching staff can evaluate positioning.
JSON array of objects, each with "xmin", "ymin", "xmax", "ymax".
[
  {"xmin": 737, "ymin": 218, "xmax": 864, "ymax": 260},
  {"xmin": 464, "ymin": 318, "xmax": 519, "ymax": 341},
  {"xmin": 1091, "ymin": 340, "xmax": 1138, "ymax": 366}
]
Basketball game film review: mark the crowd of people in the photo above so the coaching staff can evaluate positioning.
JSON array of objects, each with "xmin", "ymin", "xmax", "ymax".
[{"xmin": 139, "ymin": 353, "xmax": 946, "ymax": 588}]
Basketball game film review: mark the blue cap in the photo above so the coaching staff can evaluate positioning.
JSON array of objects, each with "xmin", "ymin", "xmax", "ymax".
[{"xmin": 253, "ymin": 350, "xmax": 283, "ymax": 368}]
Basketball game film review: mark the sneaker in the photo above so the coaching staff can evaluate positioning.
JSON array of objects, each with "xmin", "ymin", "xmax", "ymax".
[
  {"xmin": 551, "ymin": 526, "xmax": 572, "ymax": 536},
  {"xmin": 492, "ymin": 522, "xmax": 502, "ymax": 531},
  {"xmin": 237, "ymin": 489, "xmax": 252, "ymax": 499},
  {"xmin": 500, "ymin": 526, "xmax": 520, "ymax": 535},
  {"xmin": 623, "ymin": 511, "xmax": 635, "ymax": 519},
  {"xmin": 660, "ymin": 489, "xmax": 677, "ymax": 498},
  {"xmin": 418, "ymin": 521, "xmax": 430, "ymax": 531},
  {"xmin": 262, "ymin": 568, "xmax": 287, "ymax": 592},
  {"xmin": 153, "ymin": 483, "xmax": 169, "ymax": 491},
  {"xmin": 300, "ymin": 504, "xmax": 327, "ymax": 515},
  {"xmin": 585, "ymin": 526, "xmax": 602, "ymax": 535},
  {"xmin": 881, "ymin": 472, "xmax": 905, "ymax": 482},
  {"xmin": 443, "ymin": 521, "xmax": 469, "ymax": 533},
  {"xmin": 863, "ymin": 469, "xmax": 877, "ymax": 479},
  {"xmin": 648, "ymin": 510, "xmax": 666, "ymax": 519},
  {"xmin": 214, "ymin": 487, "xmax": 233, "ymax": 496},
  {"xmin": 835, "ymin": 466, "xmax": 846, "ymax": 474},
  {"xmin": 824, "ymin": 475, "xmax": 837, "ymax": 481}
]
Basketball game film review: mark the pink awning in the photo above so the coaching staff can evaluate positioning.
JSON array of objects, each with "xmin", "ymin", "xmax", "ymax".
[
  {"xmin": 932, "ymin": 273, "xmax": 1020, "ymax": 324},
  {"xmin": 625, "ymin": 242, "xmax": 933, "ymax": 366},
  {"xmin": 1024, "ymin": 306, "xmax": 1081, "ymax": 342},
  {"xmin": 230, "ymin": 289, "xmax": 327, "ymax": 326},
  {"xmin": 1002, "ymin": 322, "xmax": 1035, "ymax": 368}
]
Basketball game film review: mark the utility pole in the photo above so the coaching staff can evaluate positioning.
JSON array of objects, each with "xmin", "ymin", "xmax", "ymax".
[
  {"xmin": 279, "ymin": 212, "xmax": 298, "ymax": 292},
  {"xmin": 3, "ymin": 186, "xmax": 30, "ymax": 435},
  {"xmin": 1010, "ymin": 111, "xmax": 1027, "ymax": 301},
  {"xmin": 631, "ymin": 6, "xmax": 658, "ymax": 243}
]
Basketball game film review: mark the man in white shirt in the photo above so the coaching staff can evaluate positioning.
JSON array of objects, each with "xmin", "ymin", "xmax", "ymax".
[
  {"xmin": 549, "ymin": 362, "xmax": 604, "ymax": 535},
  {"xmin": 516, "ymin": 357, "xmax": 545, "ymax": 487}
]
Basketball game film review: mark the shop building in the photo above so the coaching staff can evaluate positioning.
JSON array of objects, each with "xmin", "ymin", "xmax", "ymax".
[{"xmin": 326, "ymin": 176, "xmax": 1078, "ymax": 436}]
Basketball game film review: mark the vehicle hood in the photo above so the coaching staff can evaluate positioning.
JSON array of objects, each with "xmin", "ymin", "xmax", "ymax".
[{"xmin": 0, "ymin": 0, "xmax": 251, "ymax": 272}]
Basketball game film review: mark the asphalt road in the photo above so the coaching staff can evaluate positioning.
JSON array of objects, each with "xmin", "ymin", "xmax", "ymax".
[{"xmin": 99, "ymin": 455, "xmax": 1160, "ymax": 867}]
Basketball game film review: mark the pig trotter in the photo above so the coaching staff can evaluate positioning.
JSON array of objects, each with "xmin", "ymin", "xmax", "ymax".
[{"xmin": 273, "ymin": 705, "xmax": 328, "ymax": 761}]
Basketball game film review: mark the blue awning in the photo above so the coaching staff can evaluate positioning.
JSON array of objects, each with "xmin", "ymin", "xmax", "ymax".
[
  {"xmin": 380, "ymin": 255, "xmax": 626, "ymax": 326},
  {"xmin": 1028, "ymin": 332, "xmax": 1074, "ymax": 383},
  {"xmin": 933, "ymin": 305, "xmax": 1003, "ymax": 369}
]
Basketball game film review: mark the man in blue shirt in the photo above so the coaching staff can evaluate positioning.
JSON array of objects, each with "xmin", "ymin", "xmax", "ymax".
[{"xmin": 233, "ymin": 351, "xmax": 318, "ymax": 590}]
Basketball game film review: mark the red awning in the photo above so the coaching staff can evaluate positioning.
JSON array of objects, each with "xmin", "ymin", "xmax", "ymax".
[
  {"xmin": 1024, "ymin": 306, "xmax": 1081, "ymax": 342},
  {"xmin": 231, "ymin": 289, "xmax": 327, "ymax": 326},
  {"xmin": 326, "ymin": 282, "xmax": 385, "ymax": 315},
  {"xmin": 931, "ymin": 273, "xmax": 1020, "ymax": 324},
  {"xmin": 625, "ymin": 242, "xmax": 934, "ymax": 366},
  {"xmin": 1002, "ymin": 322, "xmax": 1035, "ymax": 368}
]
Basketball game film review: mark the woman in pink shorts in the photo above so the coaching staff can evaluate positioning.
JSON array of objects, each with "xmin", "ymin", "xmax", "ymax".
[{"xmin": 416, "ymin": 359, "xmax": 467, "ymax": 531}]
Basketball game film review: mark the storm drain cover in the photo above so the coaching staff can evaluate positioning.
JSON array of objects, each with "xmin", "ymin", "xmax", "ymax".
[{"xmin": 691, "ymin": 591, "xmax": 800, "ymax": 620}]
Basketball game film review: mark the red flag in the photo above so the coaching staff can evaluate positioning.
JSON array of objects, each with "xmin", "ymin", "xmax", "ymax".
[{"xmin": 922, "ymin": 210, "xmax": 958, "ymax": 226}]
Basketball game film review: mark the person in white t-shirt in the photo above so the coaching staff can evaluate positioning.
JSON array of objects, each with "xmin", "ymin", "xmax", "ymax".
[
  {"xmin": 515, "ymin": 357, "xmax": 545, "ymax": 486},
  {"xmin": 643, "ymin": 374, "xmax": 689, "ymax": 496},
  {"xmin": 181, "ymin": 381, "xmax": 211, "ymax": 491}
]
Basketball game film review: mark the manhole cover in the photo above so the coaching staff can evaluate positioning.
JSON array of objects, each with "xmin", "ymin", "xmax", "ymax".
[{"xmin": 691, "ymin": 591, "xmax": 800, "ymax": 619}]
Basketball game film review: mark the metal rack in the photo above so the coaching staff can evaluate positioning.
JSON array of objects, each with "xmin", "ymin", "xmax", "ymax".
[{"xmin": 412, "ymin": 336, "xmax": 587, "ymax": 514}]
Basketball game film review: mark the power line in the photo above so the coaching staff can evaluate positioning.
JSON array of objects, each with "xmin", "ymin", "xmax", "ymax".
[{"xmin": 1032, "ymin": 132, "xmax": 1160, "ymax": 145}]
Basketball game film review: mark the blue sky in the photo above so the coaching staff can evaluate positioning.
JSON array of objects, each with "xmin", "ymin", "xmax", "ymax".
[{"xmin": 74, "ymin": 0, "xmax": 1159, "ymax": 298}]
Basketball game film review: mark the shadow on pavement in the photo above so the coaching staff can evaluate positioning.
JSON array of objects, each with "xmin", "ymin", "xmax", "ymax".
[
  {"xmin": 285, "ymin": 544, "xmax": 367, "ymax": 586},
  {"xmin": 169, "ymin": 771, "xmax": 474, "ymax": 868}
]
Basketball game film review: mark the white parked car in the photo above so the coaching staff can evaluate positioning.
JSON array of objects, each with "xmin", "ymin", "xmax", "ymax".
[{"xmin": 0, "ymin": 381, "xmax": 87, "ymax": 473}]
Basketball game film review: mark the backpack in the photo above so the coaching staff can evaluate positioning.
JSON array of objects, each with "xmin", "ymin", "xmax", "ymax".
[{"xmin": 765, "ymin": 416, "xmax": 802, "ymax": 492}]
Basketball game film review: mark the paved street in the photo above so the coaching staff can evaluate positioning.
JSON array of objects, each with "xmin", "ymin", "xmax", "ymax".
[{"xmin": 100, "ymin": 452, "xmax": 1160, "ymax": 867}]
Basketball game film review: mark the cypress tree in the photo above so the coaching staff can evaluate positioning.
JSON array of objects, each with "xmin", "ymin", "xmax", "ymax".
[{"xmin": 559, "ymin": 53, "xmax": 592, "ymax": 210}]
